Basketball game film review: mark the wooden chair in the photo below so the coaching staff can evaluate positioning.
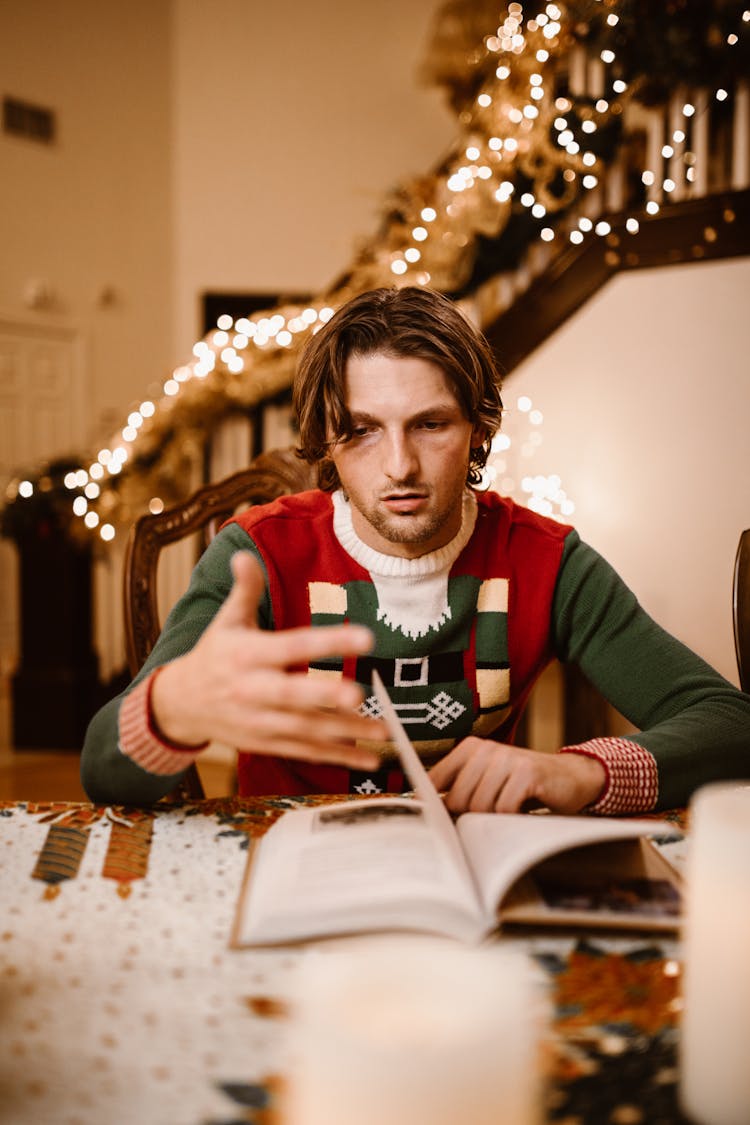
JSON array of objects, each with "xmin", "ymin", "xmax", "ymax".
[
  {"xmin": 733, "ymin": 528, "xmax": 750, "ymax": 693},
  {"xmin": 123, "ymin": 447, "xmax": 318, "ymax": 797}
]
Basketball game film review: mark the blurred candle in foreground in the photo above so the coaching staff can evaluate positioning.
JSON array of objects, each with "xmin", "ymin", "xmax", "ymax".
[
  {"xmin": 680, "ymin": 783, "xmax": 750, "ymax": 1125},
  {"xmin": 284, "ymin": 940, "xmax": 544, "ymax": 1125}
]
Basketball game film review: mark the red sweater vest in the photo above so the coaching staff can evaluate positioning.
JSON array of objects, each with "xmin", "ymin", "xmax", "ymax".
[{"xmin": 228, "ymin": 489, "xmax": 571, "ymax": 796}]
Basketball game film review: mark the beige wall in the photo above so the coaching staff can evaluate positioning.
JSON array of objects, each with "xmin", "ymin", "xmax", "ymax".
[
  {"xmin": 0, "ymin": 0, "xmax": 174, "ymax": 440},
  {"xmin": 498, "ymin": 257, "xmax": 750, "ymax": 685},
  {"xmin": 0, "ymin": 0, "xmax": 454, "ymax": 433},
  {"xmin": 171, "ymin": 0, "xmax": 454, "ymax": 357}
]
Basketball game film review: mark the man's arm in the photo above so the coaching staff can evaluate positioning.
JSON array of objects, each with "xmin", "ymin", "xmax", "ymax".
[
  {"xmin": 81, "ymin": 526, "xmax": 384, "ymax": 805},
  {"xmin": 430, "ymin": 533, "xmax": 750, "ymax": 815}
]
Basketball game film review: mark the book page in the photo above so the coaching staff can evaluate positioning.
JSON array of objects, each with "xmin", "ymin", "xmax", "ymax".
[
  {"xmin": 371, "ymin": 671, "xmax": 480, "ymax": 895},
  {"xmin": 233, "ymin": 798, "xmax": 487, "ymax": 947},
  {"xmin": 456, "ymin": 812, "xmax": 681, "ymax": 926}
]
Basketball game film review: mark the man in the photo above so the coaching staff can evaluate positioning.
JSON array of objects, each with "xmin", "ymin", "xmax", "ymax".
[{"xmin": 81, "ymin": 287, "xmax": 750, "ymax": 811}]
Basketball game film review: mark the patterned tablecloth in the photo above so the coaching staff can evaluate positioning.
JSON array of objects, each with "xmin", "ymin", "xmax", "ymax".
[{"xmin": 0, "ymin": 797, "xmax": 690, "ymax": 1125}]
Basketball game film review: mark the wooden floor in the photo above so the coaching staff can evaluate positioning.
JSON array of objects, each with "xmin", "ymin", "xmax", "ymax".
[{"xmin": 0, "ymin": 748, "xmax": 235, "ymax": 802}]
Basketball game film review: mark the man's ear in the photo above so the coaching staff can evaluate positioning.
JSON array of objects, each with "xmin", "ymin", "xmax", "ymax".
[{"xmin": 470, "ymin": 424, "xmax": 487, "ymax": 450}]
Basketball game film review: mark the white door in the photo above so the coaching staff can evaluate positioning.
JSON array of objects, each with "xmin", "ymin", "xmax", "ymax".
[{"xmin": 0, "ymin": 312, "xmax": 87, "ymax": 745}]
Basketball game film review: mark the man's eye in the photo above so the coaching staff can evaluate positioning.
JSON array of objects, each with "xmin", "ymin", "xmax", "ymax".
[
  {"xmin": 418, "ymin": 420, "xmax": 444, "ymax": 431},
  {"xmin": 351, "ymin": 426, "xmax": 376, "ymax": 439}
]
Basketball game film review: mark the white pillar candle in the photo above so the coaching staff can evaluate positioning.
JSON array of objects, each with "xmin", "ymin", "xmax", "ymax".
[
  {"xmin": 680, "ymin": 783, "xmax": 750, "ymax": 1125},
  {"xmin": 284, "ymin": 940, "xmax": 545, "ymax": 1125}
]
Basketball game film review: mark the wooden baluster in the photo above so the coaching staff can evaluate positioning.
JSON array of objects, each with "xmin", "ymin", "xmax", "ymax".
[
  {"xmin": 732, "ymin": 81, "xmax": 750, "ymax": 190},
  {"xmin": 668, "ymin": 90, "xmax": 687, "ymax": 201},
  {"xmin": 690, "ymin": 89, "xmax": 710, "ymax": 197}
]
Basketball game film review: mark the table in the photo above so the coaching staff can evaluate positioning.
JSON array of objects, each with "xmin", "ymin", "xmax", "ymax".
[{"xmin": 0, "ymin": 797, "xmax": 690, "ymax": 1125}]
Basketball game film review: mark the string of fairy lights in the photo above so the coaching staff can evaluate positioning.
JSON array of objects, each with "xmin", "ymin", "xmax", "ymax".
[{"xmin": 5, "ymin": 1, "xmax": 748, "ymax": 543}]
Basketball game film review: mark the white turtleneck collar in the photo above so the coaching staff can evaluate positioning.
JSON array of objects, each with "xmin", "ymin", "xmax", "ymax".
[{"xmin": 331, "ymin": 490, "xmax": 477, "ymax": 639}]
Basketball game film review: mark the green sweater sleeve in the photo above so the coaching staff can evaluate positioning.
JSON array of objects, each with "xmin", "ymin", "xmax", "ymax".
[
  {"xmin": 552, "ymin": 531, "xmax": 750, "ymax": 808},
  {"xmin": 80, "ymin": 524, "xmax": 271, "ymax": 804}
]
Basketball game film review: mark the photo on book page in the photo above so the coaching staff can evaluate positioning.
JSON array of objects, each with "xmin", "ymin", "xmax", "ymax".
[{"xmin": 498, "ymin": 837, "xmax": 682, "ymax": 931}]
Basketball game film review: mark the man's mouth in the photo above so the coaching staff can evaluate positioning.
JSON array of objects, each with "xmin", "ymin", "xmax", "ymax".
[{"xmin": 381, "ymin": 491, "xmax": 429, "ymax": 512}]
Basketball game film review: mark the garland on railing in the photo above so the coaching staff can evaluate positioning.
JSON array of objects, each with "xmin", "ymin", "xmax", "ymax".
[{"xmin": 3, "ymin": 0, "xmax": 748, "ymax": 544}]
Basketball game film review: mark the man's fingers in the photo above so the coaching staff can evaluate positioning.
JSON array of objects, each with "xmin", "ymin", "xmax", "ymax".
[
  {"xmin": 230, "ymin": 669, "xmax": 367, "ymax": 713},
  {"xmin": 215, "ymin": 552, "xmax": 267, "ymax": 631},
  {"xmin": 428, "ymin": 741, "xmax": 472, "ymax": 790},
  {"xmin": 237, "ymin": 735, "xmax": 381, "ymax": 772},
  {"xmin": 233, "ymin": 620, "xmax": 375, "ymax": 670}
]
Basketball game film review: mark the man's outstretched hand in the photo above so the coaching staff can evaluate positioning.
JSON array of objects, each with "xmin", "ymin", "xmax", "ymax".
[{"xmin": 151, "ymin": 551, "xmax": 386, "ymax": 770}]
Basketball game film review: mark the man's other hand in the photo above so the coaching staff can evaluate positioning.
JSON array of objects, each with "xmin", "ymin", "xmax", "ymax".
[{"xmin": 428, "ymin": 737, "xmax": 607, "ymax": 815}]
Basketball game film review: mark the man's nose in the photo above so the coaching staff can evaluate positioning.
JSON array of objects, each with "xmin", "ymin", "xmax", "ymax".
[{"xmin": 382, "ymin": 430, "xmax": 419, "ymax": 481}]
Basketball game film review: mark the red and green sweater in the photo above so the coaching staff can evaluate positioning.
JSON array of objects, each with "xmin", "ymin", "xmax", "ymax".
[{"xmin": 81, "ymin": 489, "xmax": 750, "ymax": 811}]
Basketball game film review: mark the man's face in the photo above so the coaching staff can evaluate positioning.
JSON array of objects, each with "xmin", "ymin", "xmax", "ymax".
[{"xmin": 327, "ymin": 351, "xmax": 483, "ymax": 558}]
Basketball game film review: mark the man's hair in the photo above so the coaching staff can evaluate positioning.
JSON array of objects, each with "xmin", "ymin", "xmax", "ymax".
[{"xmin": 293, "ymin": 286, "xmax": 504, "ymax": 491}]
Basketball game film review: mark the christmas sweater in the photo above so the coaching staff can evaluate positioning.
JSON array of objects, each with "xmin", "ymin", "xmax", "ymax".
[{"xmin": 81, "ymin": 489, "xmax": 750, "ymax": 811}]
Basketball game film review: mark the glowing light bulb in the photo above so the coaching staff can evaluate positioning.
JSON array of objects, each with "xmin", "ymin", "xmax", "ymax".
[
  {"xmin": 217, "ymin": 314, "xmax": 233, "ymax": 330},
  {"xmin": 583, "ymin": 175, "xmax": 598, "ymax": 189},
  {"xmin": 412, "ymin": 226, "xmax": 428, "ymax": 241},
  {"xmin": 421, "ymin": 207, "xmax": 437, "ymax": 222},
  {"xmin": 100, "ymin": 524, "xmax": 115, "ymax": 541},
  {"xmin": 19, "ymin": 480, "xmax": 33, "ymax": 498}
]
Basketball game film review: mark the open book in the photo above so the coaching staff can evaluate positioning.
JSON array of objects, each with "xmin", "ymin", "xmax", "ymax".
[{"xmin": 231, "ymin": 673, "xmax": 682, "ymax": 947}]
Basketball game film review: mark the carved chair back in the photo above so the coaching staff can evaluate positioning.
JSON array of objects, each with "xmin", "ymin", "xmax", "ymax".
[
  {"xmin": 122, "ymin": 447, "xmax": 318, "ymax": 797},
  {"xmin": 733, "ymin": 528, "xmax": 750, "ymax": 693}
]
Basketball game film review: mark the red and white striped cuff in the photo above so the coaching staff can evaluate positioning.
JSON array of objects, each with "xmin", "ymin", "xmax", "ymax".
[
  {"xmin": 559, "ymin": 737, "xmax": 659, "ymax": 814},
  {"xmin": 118, "ymin": 670, "xmax": 207, "ymax": 776}
]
